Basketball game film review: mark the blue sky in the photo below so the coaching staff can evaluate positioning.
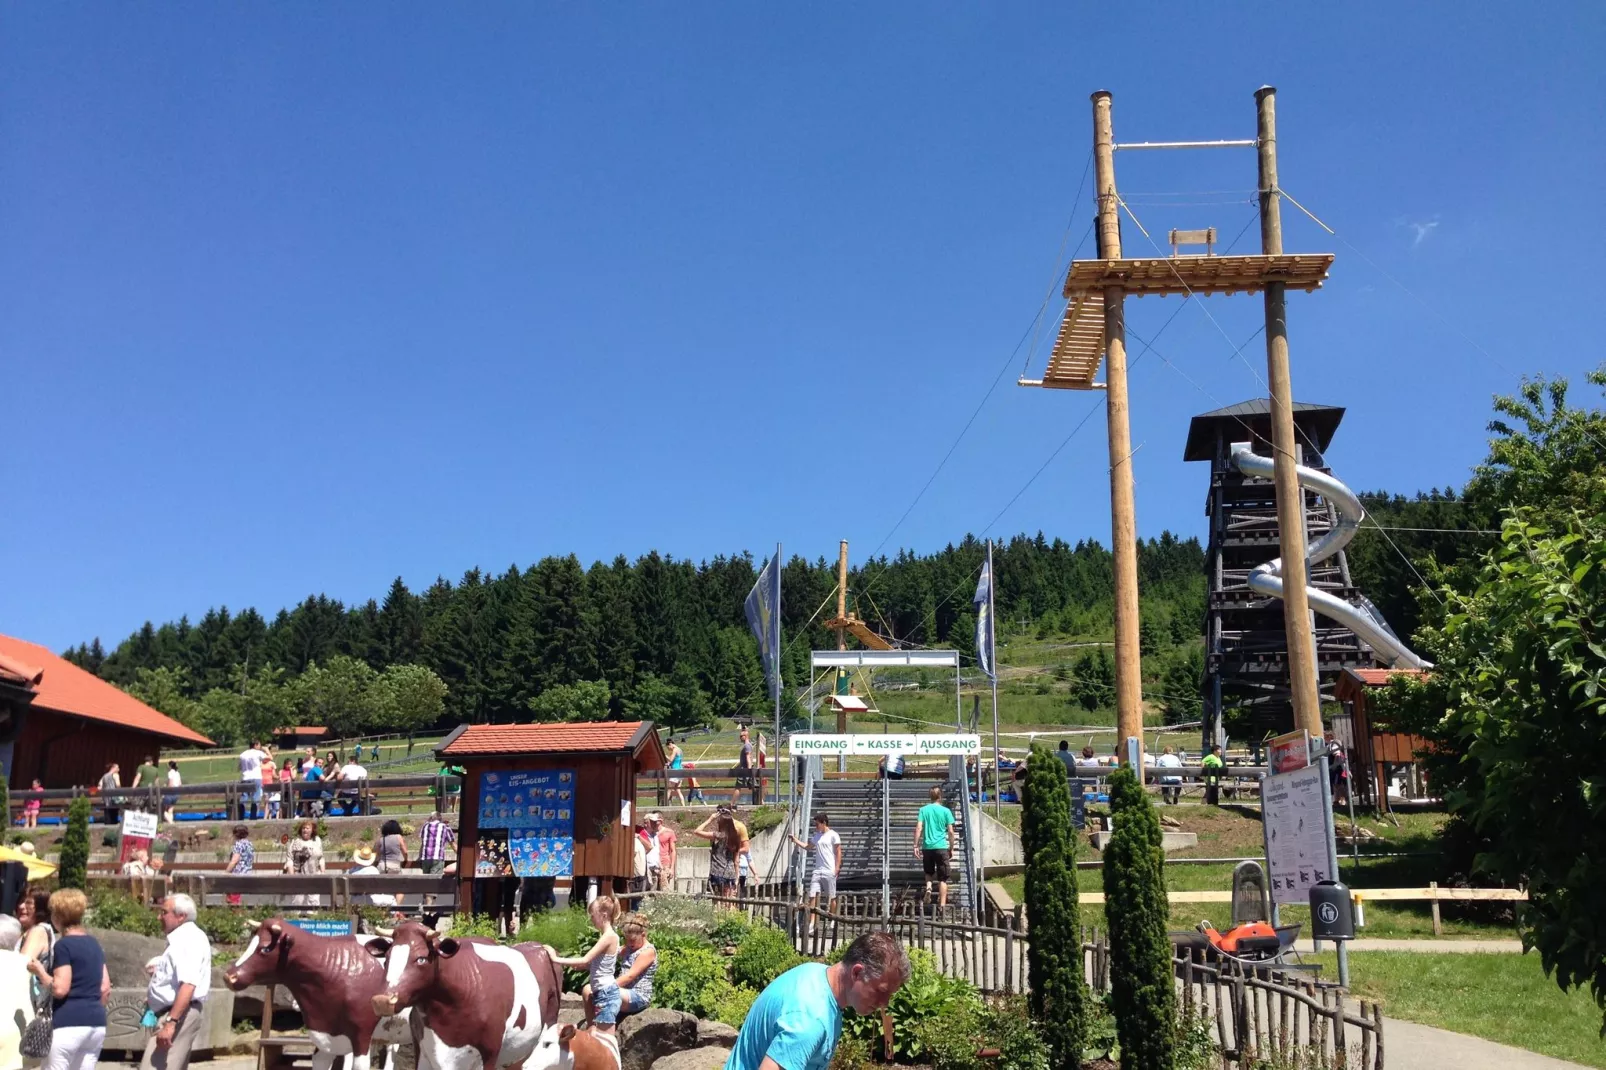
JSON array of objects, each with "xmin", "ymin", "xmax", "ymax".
[{"xmin": 4, "ymin": 5, "xmax": 1603, "ymax": 653}]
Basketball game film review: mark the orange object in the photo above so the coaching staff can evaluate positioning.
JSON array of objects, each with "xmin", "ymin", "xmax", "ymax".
[{"xmin": 1199, "ymin": 921, "xmax": 1282, "ymax": 956}]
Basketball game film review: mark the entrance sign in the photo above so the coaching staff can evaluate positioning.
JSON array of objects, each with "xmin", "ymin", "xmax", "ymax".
[
  {"xmin": 788, "ymin": 733, "xmax": 981, "ymax": 756},
  {"xmin": 477, "ymin": 769, "xmax": 575, "ymax": 877},
  {"xmin": 1262, "ymin": 764, "xmax": 1332, "ymax": 906}
]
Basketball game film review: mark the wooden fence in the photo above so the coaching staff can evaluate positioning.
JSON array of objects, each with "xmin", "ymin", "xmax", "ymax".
[{"xmin": 711, "ymin": 889, "xmax": 1383, "ymax": 1069}]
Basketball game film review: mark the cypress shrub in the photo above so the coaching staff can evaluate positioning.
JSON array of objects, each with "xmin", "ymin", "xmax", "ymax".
[
  {"xmin": 1102, "ymin": 766, "xmax": 1176, "ymax": 1070},
  {"xmin": 0, "ymin": 764, "xmax": 8, "ymax": 837},
  {"xmin": 1020, "ymin": 743, "xmax": 1085, "ymax": 1067},
  {"xmin": 60, "ymin": 795, "xmax": 92, "ymax": 890}
]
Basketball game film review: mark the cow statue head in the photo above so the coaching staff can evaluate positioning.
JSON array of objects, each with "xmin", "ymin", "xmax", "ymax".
[
  {"xmin": 367, "ymin": 920, "xmax": 459, "ymax": 1017},
  {"xmin": 225, "ymin": 918, "xmax": 293, "ymax": 991}
]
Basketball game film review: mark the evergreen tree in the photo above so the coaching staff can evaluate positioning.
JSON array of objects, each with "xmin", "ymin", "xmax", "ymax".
[
  {"xmin": 528, "ymin": 679, "xmax": 612, "ymax": 723},
  {"xmin": 1103, "ymin": 766, "xmax": 1176, "ymax": 1070},
  {"xmin": 378, "ymin": 578, "xmax": 426, "ymax": 666},
  {"xmin": 1020, "ymin": 743, "xmax": 1085, "ymax": 1067},
  {"xmin": 60, "ymin": 796, "xmax": 91, "ymax": 890}
]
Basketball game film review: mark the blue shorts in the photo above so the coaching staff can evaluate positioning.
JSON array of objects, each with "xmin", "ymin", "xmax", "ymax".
[
  {"xmin": 592, "ymin": 986, "xmax": 621, "ymax": 1026},
  {"xmin": 620, "ymin": 988, "xmax": 650, "ymax": 1016}
]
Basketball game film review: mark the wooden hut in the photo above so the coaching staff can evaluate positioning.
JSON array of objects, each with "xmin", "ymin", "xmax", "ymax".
[
  {"xmin": 435, "ymin": 721, "xmax": 667, "ymax": 908},
  {"xmin": 1333, "ymin": 667, "xmax": 1432, "ymax": 812}
]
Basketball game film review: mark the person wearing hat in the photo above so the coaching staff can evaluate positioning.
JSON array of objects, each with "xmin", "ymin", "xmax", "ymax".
[
  {"xmin": 647, "ymin": 814, "xmax": 675, "ymax": 891},
  {"xmin": 349, "ymin": 847, "xmax": 396, "ymax": 909}
]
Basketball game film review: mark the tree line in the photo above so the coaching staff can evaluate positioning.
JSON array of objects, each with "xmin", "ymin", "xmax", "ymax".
[{"xmin": 63, "ymin": 534, "xmax": 1207, "ymax": 741}]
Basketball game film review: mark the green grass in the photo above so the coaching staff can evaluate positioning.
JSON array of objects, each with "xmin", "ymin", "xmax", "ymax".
[{"xmin": 1306, "ymin": 951, "xmax": 1606, "ymax": 1068}]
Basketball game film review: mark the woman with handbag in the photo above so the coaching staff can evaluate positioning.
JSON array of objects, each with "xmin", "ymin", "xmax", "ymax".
[{"xmin": 26, "ymin": 889, "xmax": 110, "ymax": 1070}]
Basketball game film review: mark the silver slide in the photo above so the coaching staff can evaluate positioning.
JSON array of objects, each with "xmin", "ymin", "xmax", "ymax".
[{"xmin": 1230, "ymin": 442, "xmax": 1431, "ymax": 671}]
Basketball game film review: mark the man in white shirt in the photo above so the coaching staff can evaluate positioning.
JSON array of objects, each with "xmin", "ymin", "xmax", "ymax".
[
  {"xmin": 237, "ymin": 742, "xmax": 266, "ymax": 821},
  {"xmin": 337, "ymin": 759, "xmax": 369, "ymax": 816},
  {"xmin": 1156, "ymin": 746, "xmax": 1184, "ymax": 805},
  {"xmin": 789, "ymin": 811, "xmax": 843, "ymax": 917},
  {"xmin": 143, "ymin": 894, "xmax": 211, "ymax": 1070}
]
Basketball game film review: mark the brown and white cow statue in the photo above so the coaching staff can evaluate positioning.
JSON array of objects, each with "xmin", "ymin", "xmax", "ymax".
[
  {"xmin": 224, "ymin": 918, "xmax": 413, "ymax": 1070},
  {"xmin": 367, "ymin": 920, "xmax": 565, "ymax": 1070},
  {"xmin": 554, "ymin": 1023, "xmax": 620, "ymax": 1070}
]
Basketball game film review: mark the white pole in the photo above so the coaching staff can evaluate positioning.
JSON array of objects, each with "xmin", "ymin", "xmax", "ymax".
[{"xmin": 989, "ymin": 540, "xmax": 1001, "ymax": 817}]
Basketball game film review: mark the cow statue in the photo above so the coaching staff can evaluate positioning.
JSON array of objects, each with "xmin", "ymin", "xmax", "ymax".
[
  {"xmin": 224, "ymin": 918, "xmax": 413, "ymax": 1070},
  {"xmin": 555, "ymin": 1023, "xmax": 621, "ymax": 1070},
  {"xmin": 367, "ymin": 920, "xmax": 566, "ymax": 1070}
]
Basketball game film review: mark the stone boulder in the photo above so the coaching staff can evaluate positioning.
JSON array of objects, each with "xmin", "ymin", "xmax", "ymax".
[
  {"xmin": 559, "ymin": 991, "xmax": 586, "ymax": 1025},
  {"xmin": 619, "ymin": 1008, "xmax": 699, "ymax": 1070},
  {"xmin": 89, "ymin": 927, "xmax": 168, "ymax": 989},
  {"xmin": 650, "ymin": 1048, "xmax": 730, "ymax": 1070},
  {"xmin": 89, "ymin": 927, "xmax": 235, "ymax": 1057},
  {"xmin": 695, "ymin": 1020, "xmax": 738, "ymax": 1048}
]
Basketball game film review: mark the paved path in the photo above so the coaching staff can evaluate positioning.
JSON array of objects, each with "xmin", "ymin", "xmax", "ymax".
[
  {"xmin": 1332, "ymin": 938, "xmax": 1525, "ymax": 953},
  {"xmin": 1366, "ymin": 1009, "xmax": 1594, "ymax": 1069}
]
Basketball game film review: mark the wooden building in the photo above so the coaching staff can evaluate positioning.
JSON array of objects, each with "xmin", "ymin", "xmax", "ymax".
[
  {"xmin": 0, "ymin": 635, "xmax": 213, "ymax": 789},
  {"xmin": 435, "ymin": 721, "xmax": 667, "ymax": 909},
  {"xmin": 1333, "ymin": 667, "xmax": 1432, "ymax": 812}
]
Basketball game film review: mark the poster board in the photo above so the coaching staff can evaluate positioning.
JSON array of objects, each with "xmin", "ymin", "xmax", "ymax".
[
  {"xmin": 119, "ymin": 811, "xmax": 158, "ymax": 864},
  {"xmin": 288, "ymin": 917, "xmax": 355, "ymax": 937},
  {"xmin": 1267, "ymin": 730, "xmax": 1311, "ymax": 775},
  {"xmin": 1261, "ymin": 763, "xmax": 1334, "ymax": 906},
  {"xmin": 475, "ymin": 769, "xmax": 575, "ymax": 877}
]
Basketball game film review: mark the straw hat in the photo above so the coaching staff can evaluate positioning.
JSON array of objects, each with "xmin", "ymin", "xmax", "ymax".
[
  {"xmin": 17, "ymin": 842, "xmax": 35, "ymax": 856},
  {"xmin": 351, "ymin": 846, "xmax": 377, "ymax": 866}
]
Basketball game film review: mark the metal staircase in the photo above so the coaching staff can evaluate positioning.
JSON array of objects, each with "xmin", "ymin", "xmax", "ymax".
[{"xmin": 794, "ymin": 768, "xmax": 977, "ymax": 917}]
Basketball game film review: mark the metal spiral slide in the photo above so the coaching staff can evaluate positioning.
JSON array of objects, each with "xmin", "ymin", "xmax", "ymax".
[{"xmin": 1230, "ymin": 442, "xmax": 1431, "ymax": 671}]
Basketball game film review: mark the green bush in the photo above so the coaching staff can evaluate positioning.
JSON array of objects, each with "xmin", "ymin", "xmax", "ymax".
[
  {"xmin": 706, "ymin": 908, "xmax": 756, "ymax": 947},
  {"xmin": 746, "ymin": 806, "xmax": 786, "ymax": 835},
  {"xmin": 844, "ymin": 948, "xmax": 979, "ymax": 1063},
  {"xmin": 88, "ymin": 891, "xmax": 162, "ymax": 937},
  {"xmin": 1020, "ymin": 744, "xmax": 1086, "ymax": 1067},
  {"xmin": 654, "ymin": 945, "xmax": 728, "ymax": 1018},
  {"xmin": 1103, "ymin": 766, "xmax": 1176, "ymax": 1070},
  {"xmin": 450, "ymin": 915, "xmax": 502, "ymax": 940},
  {"xmin": 652, "ymin": 927, "xmax": 715, "ymax": 953},
  {"xmin": 828, "ymin": 1033, "xmax": 874, "ymax": 1070},
  {"xmin": 59, "ymin": 797, "xmax": 92, "ymax": 891},
  {"xmin": 916, "ymin": 996, "xmax": 1050, "ymax": 1070},
  {"xmin": 705, "ymin": 978, "xmax": 759, "ymax": 1027},
  {"xmin": 195, "ymin": 907, "xmax": 250, "ymax": 947},
  {"xmin": 516, "ymin": 907, "xmax": 598, "ymax": 992},
  {"xmin": 730, "ymin": 925, "xmax": 802, "ymax": 991}
]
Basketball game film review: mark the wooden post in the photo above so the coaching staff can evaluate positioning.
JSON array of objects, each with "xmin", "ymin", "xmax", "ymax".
[
  {"xmin": 1255, "ymin": 85, "xmax": 1323, "ymax": 739},
  {"xmin": 1429, "ymin": 881, "xmax": 1442, "ymax": 936},
  {"xmin": 1091, "ymin": 91, "xmax": 1146, "ymax": 776}
]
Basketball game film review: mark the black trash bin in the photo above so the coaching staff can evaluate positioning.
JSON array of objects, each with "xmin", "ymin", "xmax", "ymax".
[{"xmin": 1309, "ymin": 880, "xmax": 1355, "ymax": 941}]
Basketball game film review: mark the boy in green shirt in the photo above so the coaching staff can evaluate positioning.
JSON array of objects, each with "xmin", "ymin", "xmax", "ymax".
[{"xmin": 914, "ymin": 786, "xmax": 956, "ymax": 909}]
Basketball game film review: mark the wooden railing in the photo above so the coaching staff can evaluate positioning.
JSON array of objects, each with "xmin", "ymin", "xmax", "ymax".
[{"xmin": 699, "ymin": 888, "xmax": 1383, "ymax": 1069}]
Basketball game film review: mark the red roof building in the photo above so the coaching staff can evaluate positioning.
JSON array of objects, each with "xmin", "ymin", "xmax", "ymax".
[
  {"xmin": 1334, "ymin": 667, "xmax": 1433, "ymax": 813},
  {"xmin": 0, "ymin": 634, "xmax": 212, "ymax": 789}
]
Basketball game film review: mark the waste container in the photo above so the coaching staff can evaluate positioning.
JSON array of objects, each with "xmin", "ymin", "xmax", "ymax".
[{"xmin": 1309, "ymin": 880, "xmax": 1355, "ymax": 940}]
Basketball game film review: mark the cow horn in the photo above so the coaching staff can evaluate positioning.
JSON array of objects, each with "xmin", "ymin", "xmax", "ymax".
[
  {"xmin": 269, "ymin": 922, "xmax": 283, "ymax": 935},
  {"xmin": 245, "ymin": 920, "xmax": 261, "ymax": 931},
  {"xmin": 376, "ymin": 927, "xmax": 394, "ymax": 938}
]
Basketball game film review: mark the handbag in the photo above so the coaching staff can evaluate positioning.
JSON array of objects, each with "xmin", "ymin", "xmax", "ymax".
[{"xmin": 20, "ymin": 976, "xmax": 52, "ymax": 1059}]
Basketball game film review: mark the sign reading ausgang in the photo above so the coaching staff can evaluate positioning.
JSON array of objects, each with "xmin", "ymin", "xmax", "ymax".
[{"xmin": 789, "ymin": 734, "xmax": 981, "ymax": 756}]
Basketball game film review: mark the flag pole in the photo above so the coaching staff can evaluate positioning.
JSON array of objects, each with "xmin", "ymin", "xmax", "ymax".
[
  {"xmin": 773, "ymin": 543, "xmax": 783, "ymax": 749},
  {"xmin": 989, "ymin": 540, "xmax": 1002, "ymax": 817}
]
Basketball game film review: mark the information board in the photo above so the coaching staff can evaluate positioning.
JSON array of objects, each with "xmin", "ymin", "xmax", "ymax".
[
  {"xmin": 1267, "ymin": 730, "xmax": 1312, "ymax": 775},
  {"xmin": 788, "ymin": 734, "xmax": 981, "ymax": 756},
  {"xmin": 1262, "ymin": 764, "xmax": 1333, "ymax": 906},
  {"xmin": 477, "ymin": 769, "xmax": 575, "ymax": 877},
  {"xmin": 287, "ymin": 917, "xmax": 355, "ymax": 937},
  {"xmin": 119, "ymin": 811, "xmax": 158, "ymax": 864}
]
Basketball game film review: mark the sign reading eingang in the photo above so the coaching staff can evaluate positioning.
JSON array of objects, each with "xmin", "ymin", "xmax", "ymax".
[{"xmin": 788, "ymin": 733, "xmax": 981, "ymax": 756}]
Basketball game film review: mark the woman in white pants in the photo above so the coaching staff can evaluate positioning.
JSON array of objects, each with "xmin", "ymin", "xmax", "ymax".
[
  {"xmin": 28, "ymin": 890, "xmax": 110, "ymax": 1070},
  {"xmin": 0, "ymin": 914, "xmax": 35, "ymax": 1070}
]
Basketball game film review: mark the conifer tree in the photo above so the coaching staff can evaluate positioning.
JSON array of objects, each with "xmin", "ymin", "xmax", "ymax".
[
  {"xmin": 1021, "ymin": 743, "xmax": 1085, "ymax": 1067},
  {"xmin": 1103, "ymin": 766, "xmax": 1176, "ymax": 1070},
  {"xmin": 60, "ymin": 796, "xmax": 92, "ymax": 890}
]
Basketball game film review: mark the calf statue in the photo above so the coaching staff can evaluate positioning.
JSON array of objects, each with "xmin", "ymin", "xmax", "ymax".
[
  {"xmin": 367, "ymin": 920, "xmax": 565, "ymax": 1070},
  {"xmin": 224, "ymin": 919, "xmax": 413, "ymax": 1070}
]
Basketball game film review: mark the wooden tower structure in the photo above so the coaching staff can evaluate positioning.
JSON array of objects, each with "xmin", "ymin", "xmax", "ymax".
[
  {"xmin": 822, "ymin": 540, "xmax": 891, "ymax": 737},
  {"xmin": 1020, "ymin": 87, "xmax": 1336, "ymax": 752},
  {"xmin": 1184, "ymin": 400, "xmax": 1376, "ymax": 746}
]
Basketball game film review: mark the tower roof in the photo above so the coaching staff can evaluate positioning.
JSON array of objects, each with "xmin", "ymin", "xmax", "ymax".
[{"xmin": 1183, "ymin": 398, "xmax": 1345, "ymax": 462}]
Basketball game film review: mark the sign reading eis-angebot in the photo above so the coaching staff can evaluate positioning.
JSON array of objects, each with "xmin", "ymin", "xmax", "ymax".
[{"xmin": 788, "ymin": 734, "xmax": 981, "ymax": 756}]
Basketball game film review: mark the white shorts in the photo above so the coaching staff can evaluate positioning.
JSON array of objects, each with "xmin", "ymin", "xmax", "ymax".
[{"xmin": 809, "ymin": 872, "xmax": 838, "ymax": 900}]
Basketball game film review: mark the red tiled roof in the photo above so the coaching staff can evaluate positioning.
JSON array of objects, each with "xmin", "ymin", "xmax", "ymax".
[
  {"xmin": 0, "ymin": 652, "xmax": 44, "ymax": 689},
  {"xmin": 0, "ymin": 635, "xmax": 213, "ymax": 746},
  {"xmin": 439, "ymin": 720, "xmax": 659, "ymax": 760},
  {"xmin": 1348, "ymin": 668, "xmax": 1427, "ymax": 687}
]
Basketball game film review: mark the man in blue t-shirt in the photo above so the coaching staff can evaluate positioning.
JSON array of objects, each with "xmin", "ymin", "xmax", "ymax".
[
  {"xmin": 914, "ymin": 787, "xmax": 956, "ymax": 909},
  {"xmin": 725, "ymin": 933, "xmax": 908, "ymax": 1070}
]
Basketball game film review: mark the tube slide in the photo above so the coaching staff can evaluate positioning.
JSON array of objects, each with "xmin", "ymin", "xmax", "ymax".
[{"xmin": 1230, "ymin": 442, "xmax": 1431, "ymax": 672}]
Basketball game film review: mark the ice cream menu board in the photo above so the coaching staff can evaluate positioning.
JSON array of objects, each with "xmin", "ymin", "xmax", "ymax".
[{"xmin": 475, "ymin": 769, "xmax": 576, "ymax": 877}]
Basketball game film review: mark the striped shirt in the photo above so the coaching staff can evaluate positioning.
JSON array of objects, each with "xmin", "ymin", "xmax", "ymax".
[
  {"xmin": 618, "ymin": 942, "xmax": 656, "ymax": 1002},
  {"xmin": 420, "ymin": 819, "xmax": 456, "ymax": 861}
]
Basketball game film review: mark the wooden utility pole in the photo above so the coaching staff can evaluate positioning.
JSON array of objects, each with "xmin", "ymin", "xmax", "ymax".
[
  {"xmin": 1256, "ymin": 86, "xmax": 1323, "ymax": 739},
  {"xmin": 1091, "ymin": 91, "xmax": 1146, "ymax": 767},
  {"xmin": 836, "ymin": 540, "xmax": 849, "ymax": 734}
]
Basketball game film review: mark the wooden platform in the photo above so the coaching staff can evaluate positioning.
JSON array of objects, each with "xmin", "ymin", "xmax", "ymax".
[
  {"xmin": 1062, "ymin": 253, "xmax": 1334, "ymax": 298},
  {"xmin": 824, "ymin": 616, "xmax": 893, "ymax": 651},
  {"xmin": 1018, "ymin": 291, "xmax": 1105, "ymax": 390}
]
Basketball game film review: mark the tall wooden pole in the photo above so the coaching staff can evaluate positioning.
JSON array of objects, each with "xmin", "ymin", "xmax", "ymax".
[
  {"xmin": 1256, "ymin": 86, "xmax": 1323, "ymax": 739},
  {"xmin": 836, "ymin": 540, "xmax": 849, "ymax": 737},
  {"xmin": 1092, "ymin": 91, "xmax": 1146, "ymax": 769}
]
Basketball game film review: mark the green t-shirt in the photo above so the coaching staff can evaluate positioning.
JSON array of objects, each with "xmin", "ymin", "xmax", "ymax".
[
  {"xmin": 136, "ymin": 764, "xmax": 161, "ymax": 788},
  {"xmin": 918, "ymin": 802, "xmax": 954, "ymax": 851}
]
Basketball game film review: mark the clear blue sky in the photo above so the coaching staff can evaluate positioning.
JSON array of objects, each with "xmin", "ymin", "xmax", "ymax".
[{"xmin": 4, "ymin": 5, "xmax": 1603, "ymax": 653}]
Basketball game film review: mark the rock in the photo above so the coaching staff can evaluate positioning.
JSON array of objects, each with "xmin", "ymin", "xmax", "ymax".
[
  {"xmin": 650, "ymin": 1047, "xmax": 730, "ymax": 1070},
  {"xmin": 89, "ymin": 927, "xmax": 169, "ymax": 989},
  {"xmin": 695, "ymin": 1020, "xmax": 738, "ymax": 1048},
  {"xmin": 619, "ymin": 1008, "xmax": 699, "ymax": 1070},
  {"xmin": 1159, "ymin": 815, "xmax": 1183, "ymax": 830},
  {"xmin": 560, "ymin": 991, "xmax": 586, "ymax": 1025}
]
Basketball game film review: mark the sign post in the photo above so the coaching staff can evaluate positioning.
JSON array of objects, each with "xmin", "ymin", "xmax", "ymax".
[{"xmin": 118, "ymin": 811, "xmax": 158, "ymax": 864}]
